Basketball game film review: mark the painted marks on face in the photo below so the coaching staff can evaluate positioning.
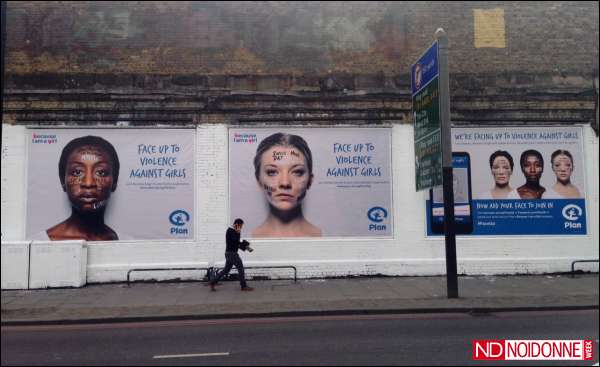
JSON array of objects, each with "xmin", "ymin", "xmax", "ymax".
[
  {"xmin": 553, "ymin": 155, "xmax": 573, "ymax": 170},
  {"xmin": 93, "ymin": 175, "xmax": 112, "ymax": 188},
  {"xmin": 273, "ymin": 150, "xmax": 287, "ymax": 161},
  {"xmin": 262, "ymin": 183, "xmax": 276, "ymax": 196},
  {"xmin": 67, "ymin": 176, "xmax": 84, "ymax": 186},
  {"xmin": 66, "ymin": 166, "xmax": 112, "ymax": 187},
  {"xmin": 272, "ymin": 149, "xmax": 301, "ymax": 161},
  {"xmin": 92, "ymin": 200, "xmax": 108, "ymax": 210},
  {"xmin": 79, "ymin": 151, "xmax": 102, "ymax": 162}
]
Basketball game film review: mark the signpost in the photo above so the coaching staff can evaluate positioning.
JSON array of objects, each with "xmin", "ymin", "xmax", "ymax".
[{"xmin": 412, "ymin": 29, "xmax": 458, "ymax": 298}]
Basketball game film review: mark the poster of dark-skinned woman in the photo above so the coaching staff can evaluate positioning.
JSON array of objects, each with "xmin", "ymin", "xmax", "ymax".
[
  {"xmin": 229, "ymin": 128, "xmax": 392, "ymax": 238},
  {"xmin": 426, "ymin": 126, "xmax": 587, "ymax": 236},
  {"xmin": 26, "ymin": 129, "xmax": 195, "ymax": 241}
]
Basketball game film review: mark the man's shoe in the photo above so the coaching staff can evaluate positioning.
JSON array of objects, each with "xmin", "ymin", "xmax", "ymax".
[
  {"xmin": 210, "ymin": 283, "xmax": 216, "ymax": 292},
  {"xmin": 241, "ymin": 286, "xmax": 254, "ymax": 292}
]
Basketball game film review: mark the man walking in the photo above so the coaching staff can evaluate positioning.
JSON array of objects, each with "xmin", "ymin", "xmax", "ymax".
[{"xmin": 210, "ymin": 218, "xmax": 254, "ymax": 292}]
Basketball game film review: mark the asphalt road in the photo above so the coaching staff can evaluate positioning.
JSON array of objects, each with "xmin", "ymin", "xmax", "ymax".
[{"xmin": 2, "ymin": 310, "xmax": 598, "ymax": 366}]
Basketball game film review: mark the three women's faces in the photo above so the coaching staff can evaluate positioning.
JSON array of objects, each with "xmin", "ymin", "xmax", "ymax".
[
  {"xmin": 491, "ymin": 156, "xmax": 512, "ymax": 186},
  {"xmin": 64, "ymin": 145, "xmax": 115, "ymax": 213},
  {"xmin": 552, "ymin": 154, "xmax": 573, "ymax": 184},
  {"xmin": 257, "ymin": 146, "xmax": 312, "ymax": 211}
]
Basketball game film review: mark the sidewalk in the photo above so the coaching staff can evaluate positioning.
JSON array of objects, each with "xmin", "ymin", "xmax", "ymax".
[{"xmin": 1, "ymin": 274, "xmax": 598, "ymax": 325}]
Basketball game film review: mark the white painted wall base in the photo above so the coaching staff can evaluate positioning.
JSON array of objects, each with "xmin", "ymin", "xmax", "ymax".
[
  {"xmin": 1, "ymin": 241, "xmax": 30, "ymax": 289},
  {"xmin": 29, "ymin": 241, "xmax": 87, "ymax": 288}
]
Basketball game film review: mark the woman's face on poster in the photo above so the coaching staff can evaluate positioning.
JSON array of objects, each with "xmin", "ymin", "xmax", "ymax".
[
  {"xmin": 522, "ymin": 154, "xmax": 543, "ymax": 182},
  {"xmin": 552, "ymin": 154, "xmax": 573, "ymax": 183},
  {"xmin": 491, "ymin": 156, "xmax": 512, "ymax": 186},
  {"xmin": 257, "ymin": 145, "xmax": 311, "ymax": 212},
  {"xmin": 64, "ymin": 145, "xmax": 115, "ymax": 213}
]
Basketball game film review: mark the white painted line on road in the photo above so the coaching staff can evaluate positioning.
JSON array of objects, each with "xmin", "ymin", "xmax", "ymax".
[{"xmin": 153, "ymin": 352, "xmax": 230, "ymax": 359}]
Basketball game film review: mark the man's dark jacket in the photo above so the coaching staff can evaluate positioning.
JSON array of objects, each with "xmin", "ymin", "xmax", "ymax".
[{"xmin": 225, "ymin": 227, "xmax": 249, "ymax": 253}]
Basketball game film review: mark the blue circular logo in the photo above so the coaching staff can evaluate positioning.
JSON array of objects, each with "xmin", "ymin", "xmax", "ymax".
[
  {"xmin": 169, "ymin": 210, "xmax": 190, "ymax": 226},
  {"xmin": 367, "ymin": 207, "xmax": 388, "ymax": 223},
  {"xmin": 562, "ymin": 204, "xmax": 582, "ymax": 221}
]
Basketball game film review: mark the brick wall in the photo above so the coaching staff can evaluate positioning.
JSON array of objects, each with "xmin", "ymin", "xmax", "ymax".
[
  {"xmin": 3, "ymin": 2, "xmax": 598, "ymax": 131},
  {"xmin": 4, "ymin": 1, "xmax": 599, "ymax": 75}
]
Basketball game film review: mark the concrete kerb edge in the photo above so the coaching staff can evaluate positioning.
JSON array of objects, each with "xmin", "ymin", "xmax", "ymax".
[{"xmin": 2, "ymin": 305, "xmax": 598, "ymax": 327}]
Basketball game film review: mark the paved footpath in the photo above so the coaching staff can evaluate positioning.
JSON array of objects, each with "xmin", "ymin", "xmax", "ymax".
[{"xmin": 1, "ymin": 274, "xmax": 598, "ymax": 325}]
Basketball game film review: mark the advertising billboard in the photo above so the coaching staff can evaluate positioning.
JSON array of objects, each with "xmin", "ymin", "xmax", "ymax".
[
  {"xmin": 426, "ymin": 126, "xmax": 587, "ymax": 236},
  {"xmin": 26, "ymin": 129, "xmax": 195, "ymax": 241},
  {"xmin": 229, "ymin": 128, "xmax": 392, "ymax": 238}
]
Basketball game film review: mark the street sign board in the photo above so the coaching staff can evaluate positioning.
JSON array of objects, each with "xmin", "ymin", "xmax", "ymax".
[{"xmin": 412, "ymin": 41, "xmax": 443, "ymax": 191}]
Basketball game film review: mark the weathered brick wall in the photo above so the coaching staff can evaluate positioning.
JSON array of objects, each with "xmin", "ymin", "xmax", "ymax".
[
  {"xmin": 3, "ymin": 1, "xmax": 599, "ymax": 129},
  {"xmin": 5, "ymin": 1, "xmax": 599, "ymax": 75}
]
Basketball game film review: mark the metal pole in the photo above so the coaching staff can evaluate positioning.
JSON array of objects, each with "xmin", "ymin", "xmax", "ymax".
[
  {"xmin": 436, "ymin": 28, "xmax": 458, "ymax": 299},
  {"xmin": 1, "ymin": 1, "xmax": 7, "ymax": 142}
]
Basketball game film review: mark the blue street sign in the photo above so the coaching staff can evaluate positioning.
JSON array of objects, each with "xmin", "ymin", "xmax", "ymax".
[{"xmin": 411, "ymin": 42, "xmax": 439, "ymax": 96}]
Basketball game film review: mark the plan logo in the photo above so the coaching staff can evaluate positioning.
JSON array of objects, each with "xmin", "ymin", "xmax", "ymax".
[
  {"xmin": 367, "ymin": 206, "xmax": 388, "ymax": 231},
  {"xmin": 561, "ymin": 204, "xmax": 583, "ymax": 229},
  {"xmin": 169, "ymin": 210, "xmax": 190, "ymax": 235}
]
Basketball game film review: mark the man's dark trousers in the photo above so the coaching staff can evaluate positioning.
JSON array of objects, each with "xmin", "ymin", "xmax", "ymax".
[{"xmin": 212, "ymin": 252, "xmax": 247, "ymax": 289}]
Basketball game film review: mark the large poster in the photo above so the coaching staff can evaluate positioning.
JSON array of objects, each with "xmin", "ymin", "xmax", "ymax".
[
  {"xmin": 229, "ymin": 128, "xmax": 392, "ymax": 238},
  {"xmin": 426, "ymin": 126, "xmax": 587, "ymax": 236},
  {"xmin": 26, "ymin": 129, "xmax": 195, "ymax": 241}
]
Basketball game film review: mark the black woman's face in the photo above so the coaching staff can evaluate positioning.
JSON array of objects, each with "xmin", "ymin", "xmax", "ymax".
[
  {"xmin": 64, "ymin": 146, "xmax": 115, "ymax": 213},
  {"xmin": 522, "ymin": 155, "xmax": 543, "ymax": 183}
]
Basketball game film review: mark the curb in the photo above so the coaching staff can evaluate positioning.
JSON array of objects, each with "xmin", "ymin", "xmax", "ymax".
[{"xmin": 2, "ymin": 304, "xmax": 597, "ymax": 327}]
